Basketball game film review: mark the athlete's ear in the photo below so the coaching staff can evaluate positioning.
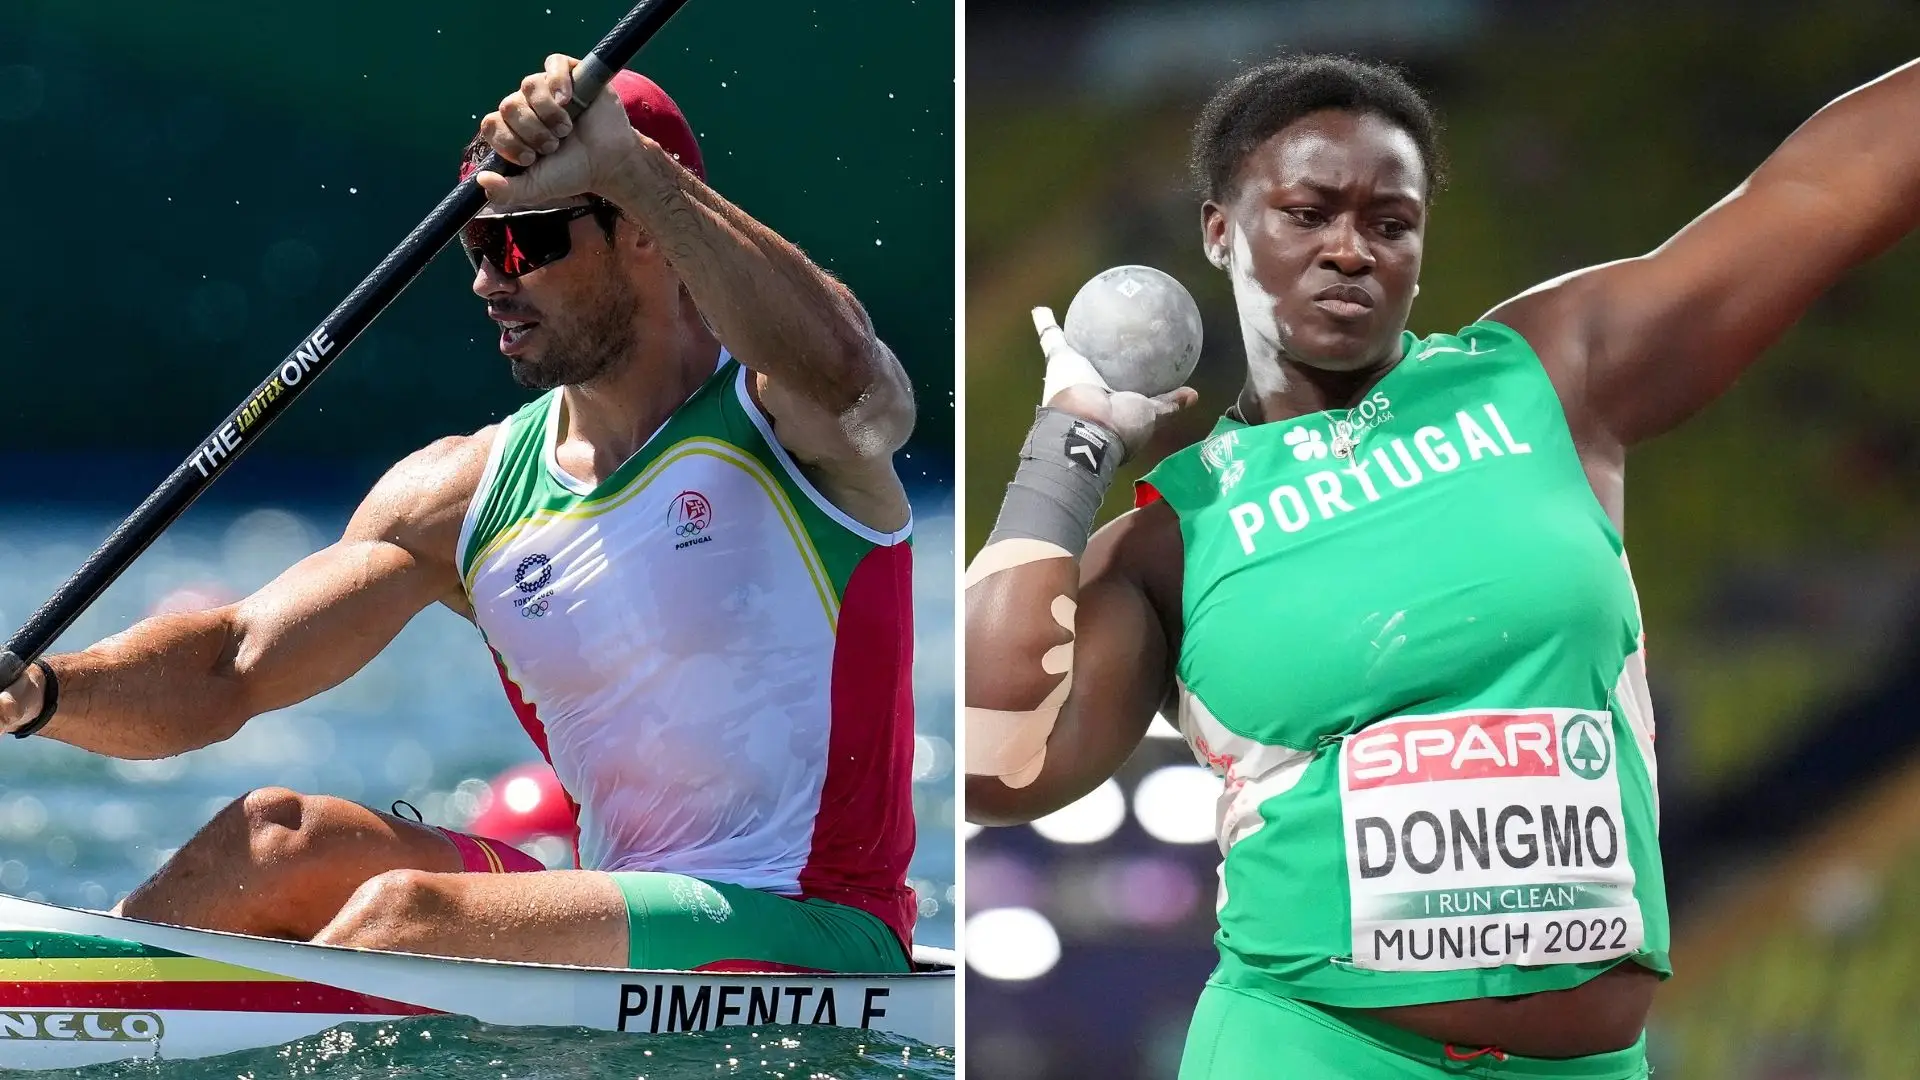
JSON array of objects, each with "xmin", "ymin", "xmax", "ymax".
[{"xmin": 1201, "ymin": 201, "xmax": 1229, "ymax": 271}]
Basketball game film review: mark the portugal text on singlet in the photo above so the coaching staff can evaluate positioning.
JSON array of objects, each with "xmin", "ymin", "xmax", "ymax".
[{"xmin": 1138, "ymin": 320, "xmax": 1669, "ymax": 1008}]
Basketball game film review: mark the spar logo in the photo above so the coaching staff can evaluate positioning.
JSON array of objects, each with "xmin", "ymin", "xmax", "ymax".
[
  {"xmin": 1342, "ymin": 710, "xmax": 1628, "ymax": 884},
  {"xmin": 1562, "ymin": 714, "xmax": 1612, "ymax": 780},
  {"xmin": 1346, "ymin": 713, "xmax": 1560, "ymax": 790},
  {"xmin": 1345, "ymin": 712, "xmax": 1616, "ymax": 790},
  {"xmin": 671, "ymin": 491, "xmax": 714, "ymax": 550}
]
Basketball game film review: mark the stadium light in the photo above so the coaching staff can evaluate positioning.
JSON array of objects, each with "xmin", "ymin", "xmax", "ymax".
[
  {"xmin": 912, "ymin": 734, "xmax": 954, "ymax": 783},
  {"xmin": 1132, "ymin": 765, "xmax": 1220, "ymax": 844},
  {"xmin": 502, "ymin": 775, "xmax": 544, "ymax": 814},
  {"xmin": 1030, "ymin": 779, "xmax": 1125, "ymax": 844},
  {"xmin": 965, "ymin": 907, "xmax": 1061, "ymax": 981}
]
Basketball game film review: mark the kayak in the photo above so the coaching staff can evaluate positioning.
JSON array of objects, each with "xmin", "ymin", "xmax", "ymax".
[{"xmin": 0, "ymin": 894, "xmax": 954, "ymax": 1069}]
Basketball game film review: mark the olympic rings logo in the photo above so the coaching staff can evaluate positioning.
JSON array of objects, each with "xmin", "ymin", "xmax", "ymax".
[
  {"xmin": 520, "ymin": 597, "xmax": 551, "ymax": 619},
  {"xmin": 675, "ymin": 520, "xmax": 706, "ymax": 537}
]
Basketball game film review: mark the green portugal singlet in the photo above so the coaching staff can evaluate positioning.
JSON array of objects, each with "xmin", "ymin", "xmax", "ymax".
[{"xmin": 1137, "ymin": 320, "xmax": 1670, "ymax": 1009}]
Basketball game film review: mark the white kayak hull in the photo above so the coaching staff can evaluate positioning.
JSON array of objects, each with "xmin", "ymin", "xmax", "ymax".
[{"xmin": 0, "ymin": 895, "xmax": 953, "ymax": 1068}]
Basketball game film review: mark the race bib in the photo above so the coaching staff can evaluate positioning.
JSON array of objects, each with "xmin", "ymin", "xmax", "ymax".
[{"xmin": 1339, "ymin": 709, "xmax": 1643, "ymax": 972}]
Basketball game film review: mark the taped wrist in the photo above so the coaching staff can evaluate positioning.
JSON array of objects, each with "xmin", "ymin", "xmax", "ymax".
[{"xmin": 987, "ymin": 409, "xmax": 1122, "ymax": 557}]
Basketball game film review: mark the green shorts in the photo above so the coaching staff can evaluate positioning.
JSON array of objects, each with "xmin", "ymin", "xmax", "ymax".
[
  {"xmin": 1180, "ymin": 983, "xmax": 1650, "ymax": 1079},
  {"xmin": 608, "ymin": 872, "xmax": 909, "ymax": 974}
]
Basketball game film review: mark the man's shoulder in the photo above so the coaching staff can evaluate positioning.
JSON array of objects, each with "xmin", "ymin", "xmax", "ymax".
[
  {"xmin": 404, "ymin": 427, "xmax": 498, "ymax": 482},
  {"xmin": 349, "ymin": 427, "xmax": 500, "ymax": 547},
  {"xmin": 388, "ymin": 427, "xmax": 498, "ymax": 501}
]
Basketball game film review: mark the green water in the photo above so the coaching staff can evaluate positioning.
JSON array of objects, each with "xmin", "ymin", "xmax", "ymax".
[{"xmin": 16, "ymin": 1017, "xmax": 953, "ymax": 1079}]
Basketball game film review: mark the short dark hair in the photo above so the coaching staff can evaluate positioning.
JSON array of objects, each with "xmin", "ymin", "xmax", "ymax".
[
  {"xmin": 459, "ymin": 132, "xmax": 622, "ymax": 239},
  {"xmin": 1189, "ymin": 55, "xmax": 1446, "ymax": 204}
]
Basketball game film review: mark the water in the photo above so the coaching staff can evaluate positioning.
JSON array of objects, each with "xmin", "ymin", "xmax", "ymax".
[
  {"xmin": 23, "ymin": 1018, "xmax": 953, "ymax": 1078},
  {"xmin": 0, "ymin": 495, "xmax": 956, "ymax": 1077}
]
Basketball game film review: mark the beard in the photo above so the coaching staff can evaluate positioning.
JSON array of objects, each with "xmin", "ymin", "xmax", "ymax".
[{"xmin": 507, "ymin": 272, "xmax": 639, "ymax": 390}]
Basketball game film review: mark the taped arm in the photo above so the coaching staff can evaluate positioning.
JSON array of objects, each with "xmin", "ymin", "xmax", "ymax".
[
  {"xmin": 964, "ymin": 508, "xmax": 1173, "ymax": 825},
  {"xmin": 965, "ymin": 306, "xmax": 1194, "ymax": 824}
]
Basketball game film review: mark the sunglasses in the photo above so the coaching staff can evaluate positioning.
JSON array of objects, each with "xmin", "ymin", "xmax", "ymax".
[{"xmin": 460, "ymin": 203, "xmax": 609, "ymax": 278}]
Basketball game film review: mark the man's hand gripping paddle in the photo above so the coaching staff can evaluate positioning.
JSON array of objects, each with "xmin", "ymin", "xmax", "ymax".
[{"xmin": 0, "ymin": 0, "xmax": 695, "ymax": 724}]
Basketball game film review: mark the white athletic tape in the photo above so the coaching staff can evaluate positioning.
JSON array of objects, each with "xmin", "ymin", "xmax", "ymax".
[
  {"xmin": 964, "ymin": 672, "xmax": 1070, "ymax": 788},
  {"xmin": 1040, "ymin": 643, "xmax": 1073, "ymax": 677},
  {"xmin": 964, "ymin": 537, "xmax": 1073, "ymax": 589},
  {"xmin": 1035, "ymin": 306, "xmax": 1110, "ymax": 404},
  {"xmin": 1039, "ymin": 596, "xmax": 1076, "ymax": 675},
  {"xmin": 964, "ymin": 583, "xmax": 1080, "ymax": 786}
]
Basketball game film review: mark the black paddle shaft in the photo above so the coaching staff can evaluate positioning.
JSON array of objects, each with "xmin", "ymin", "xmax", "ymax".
[{"xmin": 0, "ymin": 0, "xmax": 693, "ymax": 691}]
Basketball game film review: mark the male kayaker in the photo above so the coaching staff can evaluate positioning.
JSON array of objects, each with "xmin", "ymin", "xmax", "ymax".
[{"xmin": 0, "ymin": 58, "xmax": 920, "ymax": 974}]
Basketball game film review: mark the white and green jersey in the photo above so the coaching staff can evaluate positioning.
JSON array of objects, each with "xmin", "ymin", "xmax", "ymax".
[
  {"xmin": 1138, "ymin": 321, "xmax": 1670, "ymax": 1009},
  {"xmin": 456, "ymin": 352, "xmax": 919, "ymax": 946}
]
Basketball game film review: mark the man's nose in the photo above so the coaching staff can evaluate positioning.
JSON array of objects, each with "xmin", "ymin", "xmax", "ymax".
[{"xmin": 472, "ymin": 256, "xmax": 519, "ymax": 299}]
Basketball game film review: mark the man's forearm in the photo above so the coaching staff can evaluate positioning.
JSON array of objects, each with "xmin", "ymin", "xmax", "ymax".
[
  {"xmin": 34, "ymin": 609, "xmax": 252, "ymax": 759},
  {"xmin": 601, "ymin": 138, "xmax": 886, "ymax": 407}
]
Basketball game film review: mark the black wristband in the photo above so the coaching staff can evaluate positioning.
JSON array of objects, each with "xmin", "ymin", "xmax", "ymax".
[
  {"xmin": 11, "ymin": 660, "xmax": 58, "ymax": 740},
  {"xmin": 986, "ymin": 408, "xmax": 1124, "ymax": 557}
]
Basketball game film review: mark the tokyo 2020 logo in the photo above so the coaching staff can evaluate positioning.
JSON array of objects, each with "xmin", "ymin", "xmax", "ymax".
[
  {"xmin": 513, "ymin": 553, "xmax": 554, "ymax": 618},
  {"xmin": 514, "ymin": 553, "xmax": 552, "ymax": 593}
]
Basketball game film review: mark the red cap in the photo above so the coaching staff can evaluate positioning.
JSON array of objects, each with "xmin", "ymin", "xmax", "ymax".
[
  {"xmin": 604, "ymin": 69, "xmax": 704, "ymax": 180},
  {"xmin": 462, "ymin": 69, "xmax": 704, "ymax": 183}
]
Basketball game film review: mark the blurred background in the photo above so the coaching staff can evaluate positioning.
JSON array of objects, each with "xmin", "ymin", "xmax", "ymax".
[
  {"xmin": 965, "ymin": 1, "xmax": 1920, "ymax": 1077},
  {"xmin": 0, "ymin": 0, "xmax": 953, "ymax": 955}
]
